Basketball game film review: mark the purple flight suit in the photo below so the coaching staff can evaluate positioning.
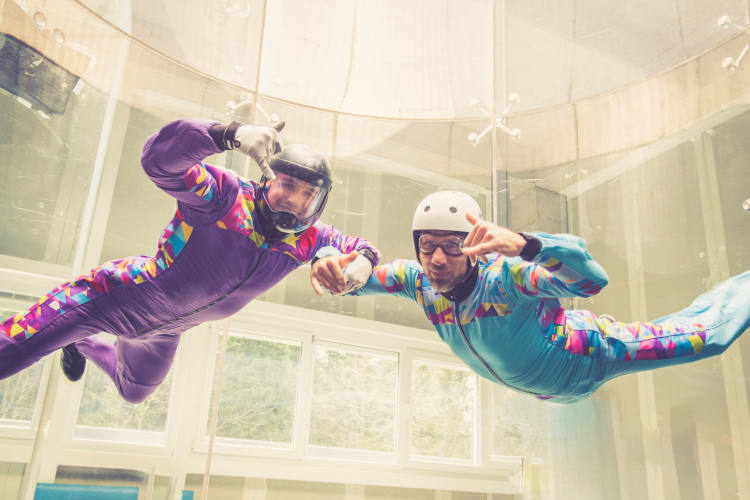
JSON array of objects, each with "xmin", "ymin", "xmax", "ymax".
[{"xmin": 0, "ymin": 119, "xmax": 379, "ymax": 402}]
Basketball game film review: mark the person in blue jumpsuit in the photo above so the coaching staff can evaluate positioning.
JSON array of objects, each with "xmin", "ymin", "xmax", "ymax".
[{"xmin": 310, "ymin": 191, "xmax": 750, "ymax": 403}]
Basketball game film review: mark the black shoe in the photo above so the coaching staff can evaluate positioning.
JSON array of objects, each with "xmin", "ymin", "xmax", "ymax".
[{"xmin": 61, "ymin": 343, "xmax": 86, "ymax": 382}]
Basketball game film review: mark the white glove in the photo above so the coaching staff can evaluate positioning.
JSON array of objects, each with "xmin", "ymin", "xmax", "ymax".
[
  {"xmin": 341, "ymin": 254, "xmax": 373, "ymax": 294},
  {"xmin": 234, "ymin": 121, "xmax": 284, "ymax": 179}
]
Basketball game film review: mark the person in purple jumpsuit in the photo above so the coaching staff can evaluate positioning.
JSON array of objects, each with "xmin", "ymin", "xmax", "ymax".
[{"xmin": 0, "ymin": 118, "xmax": 379, "ymax": 403}]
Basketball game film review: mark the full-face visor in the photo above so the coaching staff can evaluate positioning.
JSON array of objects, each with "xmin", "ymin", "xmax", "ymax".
[{"xmin": 261, "ymin": 173, "xmax": 327, "ymax": 233}]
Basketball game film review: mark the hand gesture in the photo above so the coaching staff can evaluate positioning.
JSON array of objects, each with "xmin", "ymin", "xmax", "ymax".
[
  {"xmin": 310, "ymin": 252, "xmax": 361, "ymax": 295},
  {"xmin": 462, "ymin": 213, "xmax": 526, "ymax": 263},
  {"xmin": 340, "ymin": 253, "xmax": 373, "ymax": 294},
  {"xmin": 234, "ymin": 121, "xmax": 285, "ymax": 179}
]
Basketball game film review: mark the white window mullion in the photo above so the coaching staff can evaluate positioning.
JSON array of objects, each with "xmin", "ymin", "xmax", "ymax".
[
  {"xmin": 396, "ymin": 347, "xmax": 413, "ymax": 467},
  {"xmin": 479, "ymin": 377, "xmax": 492, "ymax": 467},
  {"xmin": 191, "ymin": 323, "xmax": 221, "ymax": 453},
  {"xmin": 294, "ymin": 332, "xmax": 314, "ymax": 459},
  {"xmin": 164, "ymin": 323, "xmax": 212, "ymax": 456}
]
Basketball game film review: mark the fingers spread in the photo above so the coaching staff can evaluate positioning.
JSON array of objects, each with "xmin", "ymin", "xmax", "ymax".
[
  {"xmin": 465, "ymin": 223, "xmax": 488, "ymax": 249},
  {"xmin": 310, "ymin": 276, "xmax": 324, "ymax": 296},
  {"xmin": 463, "ymin": 241, "xmax": 497, "ymax": 258},
  {"xmin": 464, "ymin": 221, "xmax": 480, "ymax": 249},
  {"xmin": 259, "ymin": 158, "xmax": 275, "ymax": 180},
  {"xmin": 328, "ymin": 259, "xmax": 346, "ymax": 289},
  {"xmin": 465, "ymin": 212, "xmax": 479, "ymax": 225},
  {"xmin": 341, "ymin": 251, "xmax": 359, "ymax": 267},
  {"xmin": 271, "ymin": 129, "xmax": 283, "ymax": 154},
  {"xmin": 313, "ymin": 259, "xmax": 345, "ymax": 293}
]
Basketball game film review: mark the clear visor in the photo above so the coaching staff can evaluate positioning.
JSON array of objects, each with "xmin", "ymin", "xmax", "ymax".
[{"xmin": 263, "ymin": 173, "xmax": 325, "ymax": 220}]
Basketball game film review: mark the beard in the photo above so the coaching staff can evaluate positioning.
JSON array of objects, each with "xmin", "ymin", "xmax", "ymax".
[{"xmin": 426, "ymin": 269, "xmax": 464, "ymax": 293}]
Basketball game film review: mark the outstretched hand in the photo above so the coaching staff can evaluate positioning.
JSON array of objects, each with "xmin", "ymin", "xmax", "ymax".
[
  {"xmin": 462, "ymin": 213, "xmax": 527, "ymax": 263},
  {"xmin": 310, "ymin": 251, "xmax": 360, "ymax": 295},
  {"xmin": 235, "ymin": 121, "xmax": 285, "ymax": 179}
]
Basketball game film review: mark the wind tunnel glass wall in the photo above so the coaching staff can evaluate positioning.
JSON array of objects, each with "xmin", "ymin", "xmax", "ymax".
[
  {"xmin": 0, "ymin": 33, "xmax": 104, "ymax": 272},
  {"xmin": 499, "ymin": 0, "xmax": 748, "ymax": 111},
  {"xmin": 499, "ymin": 110, "xmax": 750, "ymax": 499},
  {"xmin": 0, "ymin": 0, "xmax": 504, "ymax": 498},
  {"xmin": 2, "ymin": 0, "xmax": 750, "ymax": 499}
]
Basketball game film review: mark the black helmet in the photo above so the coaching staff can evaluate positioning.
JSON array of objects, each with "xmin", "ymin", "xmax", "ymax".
[{"xmin": 257, "ymin": 144, "xmax": 333, "ymax": 235}]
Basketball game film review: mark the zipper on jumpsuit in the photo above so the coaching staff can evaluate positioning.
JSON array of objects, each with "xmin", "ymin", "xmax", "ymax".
[
  {"xmin": 452, "ymin": 299, "xmax": 546, "ymax": 398},
  {"xmin": 134, "ymin": 256, "xmax": 265, "ymax": 335}
]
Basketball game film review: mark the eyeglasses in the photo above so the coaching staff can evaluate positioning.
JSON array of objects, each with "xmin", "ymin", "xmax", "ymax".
[{"xmin": 418, "ymin": 235, "xmax": 464, "ymax": 256}]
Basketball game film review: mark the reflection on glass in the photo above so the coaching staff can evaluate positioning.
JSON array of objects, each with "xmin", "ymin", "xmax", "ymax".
[
  {"xmin": 209, "ymin": 335, "xmax": 301, "ymax": 444},
  {"xmin": 0, "ymin": 0, "xmax": 747, "ymax": 497},
  {"xmin": 410, "ymin": 361, "xmax": 475, "ymax": 462},
  {"xmin": 0, "ymin": 56, "xmax": 103, "ymax": 267},
  {"xmin": 309, "ymin": 343, "xmax": 398, "ymax": 453},
  {"xmin": 80, "ymin": 0, "xmax": 265, "ymax": 89},
  {"xmin": 491, "ymin": 385, "xmax": 549, "ymax": 460}
]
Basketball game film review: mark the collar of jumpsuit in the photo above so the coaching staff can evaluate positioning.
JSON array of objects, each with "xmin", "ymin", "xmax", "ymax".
[{"xmin": 442, "ymin": 262, "xmax": 478, "ymax": 303}]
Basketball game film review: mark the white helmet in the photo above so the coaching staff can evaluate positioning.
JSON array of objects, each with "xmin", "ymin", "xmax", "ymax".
[{"xmin": 412, "ymin": 191, "xmax": 482, "ymax": 259}]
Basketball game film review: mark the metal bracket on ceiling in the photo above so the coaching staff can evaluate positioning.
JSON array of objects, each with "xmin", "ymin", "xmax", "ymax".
[
  {"xmin": 718, "ymin": 15, "xmax": 750, "ymax": 71},
  {"xmin": 226, "ymin": 94, "xmax": 279, "ymax": 124},
  {"xmin": 467, "ymin": 93, "xmax": 521, "ymax": 147}
]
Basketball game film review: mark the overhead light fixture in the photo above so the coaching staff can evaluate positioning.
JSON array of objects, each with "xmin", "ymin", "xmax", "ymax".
[
  {"xmin": 33, "ymin": 11, "xmax": 47, "ymax": 29},
  {"xmin": 53, "ymin": 29, "xmax": 65, "ymax": 45}
]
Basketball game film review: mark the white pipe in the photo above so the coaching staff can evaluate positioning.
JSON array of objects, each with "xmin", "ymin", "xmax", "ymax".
[
  {"xmin": 71, "ymin": 34, "xmax": 130, "ymax": 274},
  {"xmin": 21, "ymin": 6, "xmax": 132, "ymax": 499},
  {"xmin": 144, "ymin": 464, "xmax": 155, "ymax": 500},
  {"xmin": 201, "ymin": 319, "xmax": 231, "ymax": 500}
]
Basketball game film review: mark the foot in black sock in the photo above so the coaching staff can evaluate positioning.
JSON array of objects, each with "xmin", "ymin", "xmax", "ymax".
[{"xmin": 61, "ymin": 343, "xmax": 86, "ymax": 382}]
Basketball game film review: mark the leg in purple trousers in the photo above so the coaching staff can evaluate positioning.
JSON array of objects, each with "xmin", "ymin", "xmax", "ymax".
[
  {"xmin": 0, "ymin": 300, "xmax": 105, "ymax": 380},
  {"xmin": 1, "ymin": 258, "xmax": 181, "ymax": 403},
  {"xmin": 76, "ymin": 333, "xmax": 180, "ymax": 404}
]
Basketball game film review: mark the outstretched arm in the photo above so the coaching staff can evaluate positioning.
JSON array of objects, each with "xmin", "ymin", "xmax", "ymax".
[
  {"xmin": 308, "ymin": 225, "xmax": 381, "ymax": 294},
  {"xmin": 140, "ymin": 119, "xmax": 282, "ymax": 213},
  {"xmin": 461, "ymin": 213, "xmax": 608, "ymax": 299},
  {"xmin": 502, "ymin": 232, "xmax": 608, "ymax": 299},
  {"xmin": 311, "ymin": 255, "xmax": 422, "ymax": 303},
  {"xmin": 351, "ymin": 259, "xmax": 422, "ymax": 301}
]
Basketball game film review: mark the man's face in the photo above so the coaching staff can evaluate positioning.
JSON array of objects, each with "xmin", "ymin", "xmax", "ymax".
[
  {"xmin": 418, "ymin": 231, "xmax": 469, "ymax": 293},
  {"xmin": 265, "ymin": 173, "xmax": 322, "ymax": 219}
]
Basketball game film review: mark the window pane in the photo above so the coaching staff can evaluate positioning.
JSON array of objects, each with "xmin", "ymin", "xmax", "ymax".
[
  {"xmin": 0, "ymin": 34, "xmax": 106, "ymax": 267},
  {"xmin": 310, "ymin": 343, "xmax": 398, "ymax": 452},
  {"xmin": 0, "ymin": 303, "xmax": 43, "ymax": 424},
  {"xmin": 411, "ymin": 361, "xmax": 476, "ymax": 461},
  {"xmin": 209, "ymin": 335, "xmax": 301, "ymax": 443},
  {"xmin": 76, "ymin": 334, "xmax": 172, "ymax": 433},
  {"xmin": 491, "ymin": 384, "xmax": 549, "ymax": 460},
  {"xmin": 0, "ymin": 361, "xmax": 42, "ymax": 423}
]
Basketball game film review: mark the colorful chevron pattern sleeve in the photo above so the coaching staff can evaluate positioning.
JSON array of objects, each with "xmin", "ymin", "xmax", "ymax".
[
  {"xmin": 503, "ymin": 232, "xmax": 609, "ymax": 299},
  {"xmin": 350, "ymin": 259, "xmax": 422, "ymax": 302},
  {"xmin": 310, "ymin": 225, "xmax": 381, "ymax": 265}
]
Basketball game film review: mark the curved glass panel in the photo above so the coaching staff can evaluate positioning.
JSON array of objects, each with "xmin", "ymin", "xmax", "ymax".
[{"xmin": 0, "ymin": 0, "xmax": 748, "ymax": 499}]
